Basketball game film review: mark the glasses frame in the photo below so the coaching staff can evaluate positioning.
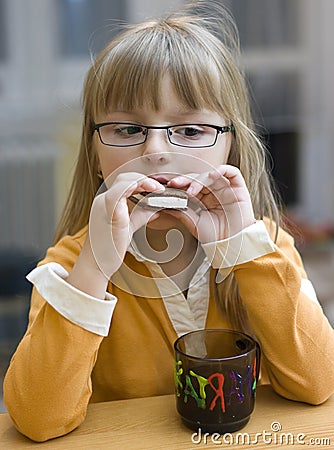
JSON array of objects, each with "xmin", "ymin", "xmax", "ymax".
[{"xmin": 93, "ymin": 122, "xmax": 235, "ymax": 148}]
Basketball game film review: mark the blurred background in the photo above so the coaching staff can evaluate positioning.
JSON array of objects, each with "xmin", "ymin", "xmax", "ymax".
[{"xmin": 1, "ymin": 0, "xmax": 334, "ymax": 412}]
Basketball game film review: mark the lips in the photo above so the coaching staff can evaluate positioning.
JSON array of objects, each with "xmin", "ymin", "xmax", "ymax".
[{"xmin": 148, "ymin": 175, "xmax": 169, "ymax": 185}]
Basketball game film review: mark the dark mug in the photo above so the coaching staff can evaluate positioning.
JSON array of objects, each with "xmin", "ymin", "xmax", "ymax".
[{"xmin": 174, "ymin": 329, "xmax": 260, "ymax": 433}]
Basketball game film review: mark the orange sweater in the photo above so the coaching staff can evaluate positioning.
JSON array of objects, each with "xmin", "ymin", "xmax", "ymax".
[{"xmin": 4, "ymin": 221, "xmax": 334, "ymax": 441}]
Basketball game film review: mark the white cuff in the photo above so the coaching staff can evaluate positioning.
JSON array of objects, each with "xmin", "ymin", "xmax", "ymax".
[
  {"xmin": 27, "ymin": 262, "xmax": 117, "ymax": 336},
  {"xmin": 202, "ymin": 220, "xmax": 275, "ymax": 269}
]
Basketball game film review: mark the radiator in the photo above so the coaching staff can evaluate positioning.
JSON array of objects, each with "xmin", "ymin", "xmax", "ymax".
[{"xmin": 0, "ymin": 134, "xmax": 58, "ymax": 256}]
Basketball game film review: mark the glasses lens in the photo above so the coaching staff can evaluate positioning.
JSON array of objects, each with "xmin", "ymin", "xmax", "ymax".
[
  {"xmin": 169, "ymin": 125, "xmax": 217, "ymax": 148},
  {"xmin": 99, "ymin": 123, "xmax": 146, "ymax": 146}
]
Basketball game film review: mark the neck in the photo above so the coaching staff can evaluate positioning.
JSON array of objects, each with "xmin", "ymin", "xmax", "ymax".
[{"xmin": 133, "ymin": 221, "xmax": 204, "ymax": 282}]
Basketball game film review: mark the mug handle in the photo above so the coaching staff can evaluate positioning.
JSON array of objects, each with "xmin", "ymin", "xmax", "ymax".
[{"xmin": 255, "ymin": 341, "xmax": 261, "ymax": 381}]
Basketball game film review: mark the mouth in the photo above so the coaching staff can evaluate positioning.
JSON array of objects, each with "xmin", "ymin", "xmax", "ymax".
[
  {"xmin": 148, "ymin": 171, "xmax": 184, "ymax": 185},
  {"xmin": 148, "ymin": 175, "xmax": 170, "ymax": 185}
]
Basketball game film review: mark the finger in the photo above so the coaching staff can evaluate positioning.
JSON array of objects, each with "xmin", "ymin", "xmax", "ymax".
[
  {"xmin": 170, "ymin": 170, "xmax": 229, "ymax": 196},
  {"xmin": 105, "ymin": 176, "xmax": 165, "ymax": 218},
  {"xmin": 130, "ymin": 207, "xmax": 161, "ymax": 232},
  {"xmin": 209, "ymin": 165, "xmax": 245, "ymax": 188},
  {"xmin": 123, "ymin": 177, "xmax": 166, "ymax": 197},
  {"xmin": 167, "ymin": 173, "xmax": 199, "ymax": 189},
  {"xmin": 168, "ymin": 173, "xmax": 208, "ymax": 197}
]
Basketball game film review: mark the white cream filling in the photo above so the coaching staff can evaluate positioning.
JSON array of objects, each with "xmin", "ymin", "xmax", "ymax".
[{"xmin": 145, "ymin": 196, "xmax": 188, "ymax": 209}]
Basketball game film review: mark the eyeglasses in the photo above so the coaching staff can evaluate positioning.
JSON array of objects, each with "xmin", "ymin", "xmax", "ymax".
[{"xmin": 93, "ymin": 122, "xmax": 234, "ymax": 148}]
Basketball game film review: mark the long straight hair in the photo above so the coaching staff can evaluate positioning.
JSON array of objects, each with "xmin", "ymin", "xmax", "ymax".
[{"xmin": 54, "ymin": 1, "xmax": 281, "ymax": 332}]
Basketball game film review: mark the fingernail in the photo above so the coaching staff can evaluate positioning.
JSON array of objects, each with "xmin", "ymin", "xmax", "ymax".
[
  {"xmin": 148, "ymin": 179, "xmax": 161, "ymax": 187},
  {"xmin": 155, "ymin": 182, "xmax": 166, "ymax": 191}
]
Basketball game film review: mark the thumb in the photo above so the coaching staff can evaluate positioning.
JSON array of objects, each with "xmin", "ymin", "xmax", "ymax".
[{"xmin": 129, "ymin": 206, "xmax": 160, "ymax": 233}]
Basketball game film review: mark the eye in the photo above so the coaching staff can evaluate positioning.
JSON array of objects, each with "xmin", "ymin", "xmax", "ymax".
[
  {"xmin": 114, "ymin": 124, "xmax": 144, "ymax": 136},
  {"xmin": 173, "ymin": 126, "xmax": 204, "ymax": 138}
]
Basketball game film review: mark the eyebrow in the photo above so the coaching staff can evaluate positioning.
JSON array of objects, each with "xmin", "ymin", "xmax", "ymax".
[
  {"xmin": 111, "ymin": 108, "xmax": 204, "ymax": 114},
  {"xmin": 108, "ymin": 109, "xmax": 217, "ymax": 121}
]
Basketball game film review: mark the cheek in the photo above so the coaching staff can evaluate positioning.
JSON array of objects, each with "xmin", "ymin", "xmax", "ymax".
[
  {"xmin": 193, "ymin": 143, "xmax": 231, "ymax": 168},
  {"xmin": 99, "ymin": 153, "xmax": 123, "ymax": 177},
  {"xmin": 98, "ymin": 149, "xmax": 139, "ymax": 179},
  {"xmin": 216, "ymin": 135, "xmax": 232, "ymax": 163},
  {"xmin": 206, "ymin": 150, "xmax": 229, "ymax": 166},
  {"xmin": 211, "ymin": 137, "xmax": 231, "ymax": 165},
  {"xmin": 94, "ymin": 134, "xmax": 134, "ymax": 178}
]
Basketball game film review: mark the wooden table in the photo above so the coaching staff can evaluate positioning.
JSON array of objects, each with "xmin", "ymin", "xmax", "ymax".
[{"xmin": 0, "ymin": 386, "xmax": 333, "ymax": 449}]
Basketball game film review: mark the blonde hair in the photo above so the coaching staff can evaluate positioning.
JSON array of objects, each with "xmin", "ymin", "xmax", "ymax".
[{"xmin": 54, "ymin": 1, "xmax": 281, "ymax": 333}]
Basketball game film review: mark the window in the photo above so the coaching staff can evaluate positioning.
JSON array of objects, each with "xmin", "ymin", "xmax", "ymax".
[
  {"xmin": 57, "ymin": 0, "xmax": 126, "ymax": 57},
  {"xmin": 225, "ymin": 0, "xmax": 303, "ymax": 207},
  {"xmin": 226, "ymin": 0, "xmax": 299, "ymax": 49},
  {"xmin": 0, "ymin": 0, "xmax": 7, "ymax": 62}
]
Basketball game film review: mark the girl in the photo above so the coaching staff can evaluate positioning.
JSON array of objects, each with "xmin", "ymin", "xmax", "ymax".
[{"xmin": 4, "ymin": 0, "xmax": 334, "ymax": 442}]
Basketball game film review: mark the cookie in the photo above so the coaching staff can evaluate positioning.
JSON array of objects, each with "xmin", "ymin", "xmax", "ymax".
[{"xmin": 130, "ymin": 187, "xmax": 188, "ymax": 210}]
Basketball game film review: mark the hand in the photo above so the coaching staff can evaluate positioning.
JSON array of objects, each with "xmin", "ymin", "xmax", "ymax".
[
  {"xmin": 166, "ymin": 165, "xmax": 255, "ymax": 243},
  {"xmin": 88, "ymin": 173, "xmax": 165, "ymax": 278}
]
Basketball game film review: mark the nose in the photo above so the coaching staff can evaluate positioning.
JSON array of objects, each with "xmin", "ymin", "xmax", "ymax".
[{"xmin": 142, "ymin": 129, "xmax": 172, "ymax": 165}]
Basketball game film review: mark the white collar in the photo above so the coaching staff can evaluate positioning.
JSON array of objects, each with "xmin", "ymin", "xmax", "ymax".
[{"xmin": 125, "ymin": 237, "xmax": 211, "ymax": 336}]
